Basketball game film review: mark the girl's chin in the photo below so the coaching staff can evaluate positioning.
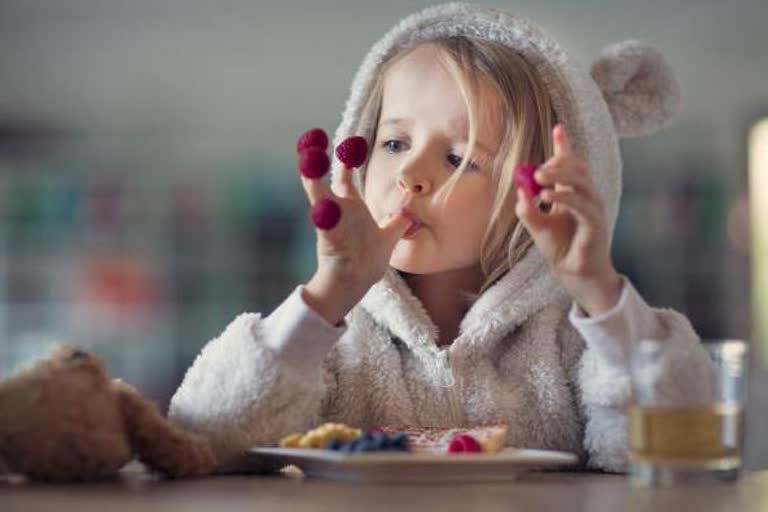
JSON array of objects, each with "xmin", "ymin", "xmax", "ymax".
[
  {"xmin": 390, "ymin": 243, "xmax": 424, "ymax": 271},
  {"xmin": 389, "ymin": 256, "xmax": 432, "ymax": 275},
  {"xmin": 390, "ymin": 253, "xmax": 451, "ymax": 275}
]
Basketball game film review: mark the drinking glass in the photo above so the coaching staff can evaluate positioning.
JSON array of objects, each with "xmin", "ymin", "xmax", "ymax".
[{"xmin": 628, "ymin": 338, "xmax": 748, "ymax": 486}]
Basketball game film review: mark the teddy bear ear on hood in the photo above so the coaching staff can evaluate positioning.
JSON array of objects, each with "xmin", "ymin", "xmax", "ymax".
[{"xmin": 590, "ymin": 40, "xmax": 681, "ymax": 138}]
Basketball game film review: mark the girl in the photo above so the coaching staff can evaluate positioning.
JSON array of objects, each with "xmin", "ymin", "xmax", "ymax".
[{"xmin": 169, "ymin": 3, "xmax": 713, "ymax": 473}]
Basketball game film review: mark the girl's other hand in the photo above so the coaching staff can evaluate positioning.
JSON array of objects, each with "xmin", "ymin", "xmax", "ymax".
[
  {"xmin": 299, "ymin": 153, "xmax": 411, "ymax": 326},
  {"xmin": 514, "ymin": 124, "xmax": 622, "ymax": 316}
]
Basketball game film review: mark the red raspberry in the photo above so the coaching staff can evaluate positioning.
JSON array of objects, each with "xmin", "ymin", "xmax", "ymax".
[
  {"xmin": 447, "ymin": 434, "xmax": 482, "ymax": 453},
  {"xmin": 296, "ymin": 127, "xmax": 328, "ymax": 153},
  {"xmin": 513, "ymin": 163, "xmax": 542, "ymax": 198},
  {"xmin": 310, "ymin": 198, "xmax": 341, "ymax": 230},
  {"xmin": 335, "ymin": 136, "xmax": 368, "ymax": 169},
  {"xmin": 298, "ymin": 147, "xmax": 330, "ymax": 179}
]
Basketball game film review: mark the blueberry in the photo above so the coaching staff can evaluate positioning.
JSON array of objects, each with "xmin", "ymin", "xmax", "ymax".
[
  {"xmin": 354, "ymin": 441, "xmax": 372, "ymax": 452},
  {"xmin": 390, "ymin": 433, "xmax": 408, "ymax": 450},
  {"xmin": 324, "ymin": 439, "xmax": 343, "ymax": 451},
  {"xmin": 373, "ymin": 434, "xmax": 389, "ymax": 450}
]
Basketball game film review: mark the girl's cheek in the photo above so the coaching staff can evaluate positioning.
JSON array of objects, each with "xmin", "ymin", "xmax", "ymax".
[{"xmin": 362, "ymin": 178, "xmax": 385, "ymax": 218}]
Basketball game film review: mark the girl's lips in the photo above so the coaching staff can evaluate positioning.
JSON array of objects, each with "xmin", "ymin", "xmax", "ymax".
[
  {"xmin": 400, "ymin": 207, "xmax": 422, "ymax": 225},
  {"xmin": 399, "ymin": 207, "xmax": 424, "ymax": 237},
  {"xmin": 403, "ymin": 222, "xmax": 422, "ymax": 237}
]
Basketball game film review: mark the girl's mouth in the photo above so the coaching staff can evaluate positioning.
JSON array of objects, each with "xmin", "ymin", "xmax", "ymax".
[
  {"xmin": 403, "ymin": 222, "xmax": 422, "ymax": 237},
  {"xmin": 400, "ymin": 207, "xmax": 423, "ymax": 237}
]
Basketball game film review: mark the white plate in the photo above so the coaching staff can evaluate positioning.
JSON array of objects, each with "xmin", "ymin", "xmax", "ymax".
[{"xmin": 244, "ymin": 447, "xmax": 578, "ymax": 483}]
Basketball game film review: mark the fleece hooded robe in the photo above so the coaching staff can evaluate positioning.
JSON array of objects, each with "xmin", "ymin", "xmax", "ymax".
[{"xmin": 168, "ymin": 2, "xmax": 714, "ymax": 473}]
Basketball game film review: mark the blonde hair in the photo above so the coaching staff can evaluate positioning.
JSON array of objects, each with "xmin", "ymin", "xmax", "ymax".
[{"xmin": 356, "ymin": 36, "xmax": 557, "ymax": 297}]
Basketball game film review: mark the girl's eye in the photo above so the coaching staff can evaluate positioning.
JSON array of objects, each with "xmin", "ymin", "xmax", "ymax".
[
  {"xmin": 447, "ymin": 153, "xmax": 480, "ymax": 171},
  {"xmin": 381, "ymin": 140, "xmax": 479, "ymax": 171},
  {"xmin": 382, "ymin": 140, "xmax": 406, "ymax": 153}
]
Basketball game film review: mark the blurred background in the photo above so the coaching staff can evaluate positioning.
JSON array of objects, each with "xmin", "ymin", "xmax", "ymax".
[{"xmin": 0, "ymin": 0, "xmax": 766, "ymax": 467}]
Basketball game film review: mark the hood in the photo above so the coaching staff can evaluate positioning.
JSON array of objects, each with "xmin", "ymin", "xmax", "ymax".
[{"xmin": 330, "ymin": 2, "xmax": 680, "ymax": 352}]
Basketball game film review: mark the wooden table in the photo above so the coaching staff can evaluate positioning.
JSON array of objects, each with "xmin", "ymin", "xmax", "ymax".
[{"xmin": 2, "ymin": 465, "xmax": 767, "ymax": 512}]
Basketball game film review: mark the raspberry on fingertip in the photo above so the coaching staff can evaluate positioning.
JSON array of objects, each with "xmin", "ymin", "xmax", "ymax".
[
  {"xmin": 296, "ymin": 127, "xmax": 329, "ymax": 153},
  {"xmin": 513, "ymin": 163, "xmax": 542, "ymax": 199},
  {"xmin": 335, "ymin": 136, "xmax": 369, "ymax": 169},
  {"xmin": 299, "ymin": 147, "xmax": 331, "ymax": 179},
  {"xmin": 310, "ymin": 198, "xmax": 342, "ymax": 230}
]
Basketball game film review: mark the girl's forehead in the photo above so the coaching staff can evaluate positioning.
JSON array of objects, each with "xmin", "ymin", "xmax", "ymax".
[
  {"xmin": 383, "ymin": 45, "xmax": 448, "ymax": 87},
  {"xmin": 380, "ymin": 47, "xmax": 503, "ymax": 151}
]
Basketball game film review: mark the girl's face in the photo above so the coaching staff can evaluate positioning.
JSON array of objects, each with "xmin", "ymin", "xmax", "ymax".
[{"xmin": 364, "ymin": 45, "xmax": 505, "ymax": 275}]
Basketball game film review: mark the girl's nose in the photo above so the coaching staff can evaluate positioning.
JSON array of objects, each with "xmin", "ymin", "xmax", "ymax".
[{"xmin": 396, "ymin": 172, "xmax": 431, "ymax": 195}]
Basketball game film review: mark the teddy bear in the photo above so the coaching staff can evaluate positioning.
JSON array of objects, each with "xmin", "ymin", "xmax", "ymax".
[{"xmin": 0, "ymin": 344, "xmax": 216, "ymax": 482}]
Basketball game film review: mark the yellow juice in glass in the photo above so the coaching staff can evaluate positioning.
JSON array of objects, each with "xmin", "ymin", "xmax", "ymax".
[{"xmin": 628, "ymin": 403, "xmax": 743, "ymax": 470}]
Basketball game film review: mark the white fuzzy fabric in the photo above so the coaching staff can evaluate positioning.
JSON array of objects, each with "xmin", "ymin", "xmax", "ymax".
[
  {"xmin": 169, "ymin": 3, "xmax": 711, "ymax": 474},
  {"xmin": 590, "ymin": 40, "xmax": 681, "ymax": 137}
]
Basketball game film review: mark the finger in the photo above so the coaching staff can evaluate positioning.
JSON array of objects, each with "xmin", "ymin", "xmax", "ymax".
[
  {"xmin": 333, "ymin": 166, "xmax": 363, "ymax": 202},
  {"xmin": 535, "ymin": 162, "xmax": 594, "ymax": 197},
  {"xmin": 540, "ymin": 189, "xmax": 601, "ymax": 227},
  {"xmin": 515, "ymin": 187, "xmax": 550, "ymax": 232},
  {"xmin": 380, "ymin": 209, "xmax": 412, "ymax": 245},
  {"xmin": 301, "ymin": 175, "xmax": 335, "ymax": 205},
  {"xmin": 553, "ymin": 124, "xmax": 573, "ymax": 158}
]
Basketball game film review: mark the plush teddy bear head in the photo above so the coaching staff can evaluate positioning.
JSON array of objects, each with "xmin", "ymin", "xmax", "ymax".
[{"xmin": 0, "ymin": 345, "xmax": 215, "ymax": 482}]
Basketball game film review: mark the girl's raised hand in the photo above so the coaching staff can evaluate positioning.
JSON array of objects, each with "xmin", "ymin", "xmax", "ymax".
[
  {"xmin": 514, "ymin": 124, "xmax": 622, "ymax": 316},
  {"xmin": 297, "ymin": 132, "xmax": 411, "ymax": 325}
]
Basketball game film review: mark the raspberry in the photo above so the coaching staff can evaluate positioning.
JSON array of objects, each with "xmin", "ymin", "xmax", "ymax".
[
  {"xmin": 513, "ymin": 163, "xmax": 542, "ymax": 199},
  {"xmin": 335, "ymin": 136, "xmax": 369, "ymax": 169},
  {"xmin": 298, "ymin": 147, "xmax": 330, "ymax": 179},
  {"xmin": 310, "ymin": 198, "xmax": 341, "ymax": 230},
  {"xmin": 447, "ymin": 434, "xmax": 482, "ymax": 453},
  {"xmin": 296, "ymin": 127, "xmax": 328, "ymax": 153}
]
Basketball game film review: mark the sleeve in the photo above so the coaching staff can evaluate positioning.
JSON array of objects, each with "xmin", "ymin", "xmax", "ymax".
[
  {"xmin": 167, "ymin": 285, "xmax": 347, "ymax": 473},
  {"xmin": 566, "ymin": 276, "xmax": 714, "ymax": 472}
]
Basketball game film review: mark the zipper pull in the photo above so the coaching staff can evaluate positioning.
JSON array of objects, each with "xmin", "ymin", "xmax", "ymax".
[{"xmin": 436, "ymin": 350, "xmax": 455, "ymax": 388}]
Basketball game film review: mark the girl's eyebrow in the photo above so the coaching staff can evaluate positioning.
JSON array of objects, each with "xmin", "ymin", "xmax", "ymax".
[{"xmin": 379, "ymin": 118, "xmax": 412, "ymax": 128}]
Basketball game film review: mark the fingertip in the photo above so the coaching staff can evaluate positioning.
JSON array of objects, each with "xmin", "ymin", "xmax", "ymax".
[
  {"xmin": 382, "ymin": 210, "xmax": 410, "ymax": 242},
  {"xmin": 394, "ymin": 209, "xmax": 411, "ymax": 231},
  {"xmin": 553, "ymin": 124, "xmax": 571, "ymax": 153}
]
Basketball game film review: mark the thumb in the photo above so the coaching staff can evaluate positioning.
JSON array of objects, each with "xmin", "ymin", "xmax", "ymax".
[
  {"xmin": 380, "ymin": 209, "xmax": 411, "ymax": 245},
  {"xmin": 515, "ymin": 188, "xmax": 549, "ymax": 233}
]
